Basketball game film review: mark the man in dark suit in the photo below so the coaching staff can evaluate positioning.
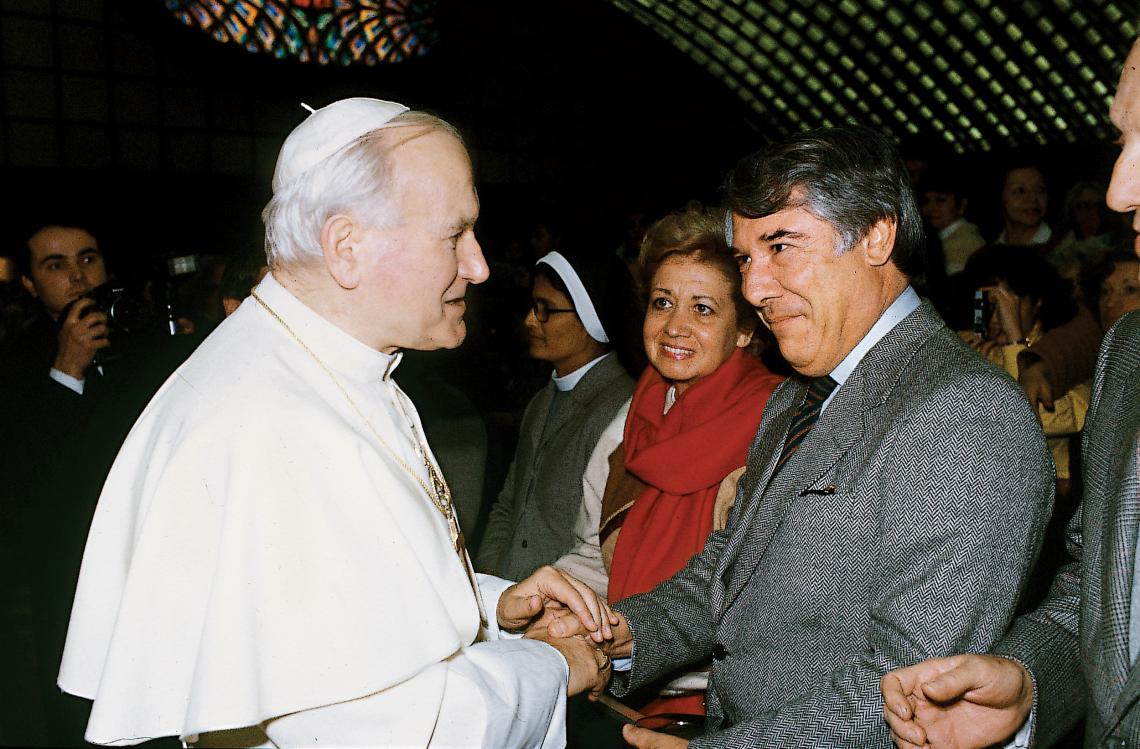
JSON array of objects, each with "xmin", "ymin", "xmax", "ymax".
[
  {"xmin": 0, "ymin": 221, "xmax": 192, "ymax": 746},
  {"xmin": 543, "ymin": 127, "xmax": 1053, "ymax": 748},
  {"xmin": 0, "ymin": 222, "xmax": 114, "ymax": 746},
  {"xmin": 881, "ymin": 36, "xmax": 1140, "ymax": 749}
]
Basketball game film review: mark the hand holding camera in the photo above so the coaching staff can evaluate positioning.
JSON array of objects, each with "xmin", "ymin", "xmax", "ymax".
[{"xmin": 54, "ymin": 296, "xmax": 111, "ymax": 379}]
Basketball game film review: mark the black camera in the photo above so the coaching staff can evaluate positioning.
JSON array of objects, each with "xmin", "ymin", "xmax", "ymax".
[{"xmin": 66, "ymin": 282, "xmax": 155, "ymax": 336}]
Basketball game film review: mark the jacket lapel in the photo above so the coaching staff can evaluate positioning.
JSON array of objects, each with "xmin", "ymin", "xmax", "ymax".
[
  {"xmin": 716, "ymin": 302, "xmax": 943, "ymax": 614},
  {"xmin": 1096, "ymin": 352, "xmax": 1140, "ymax": 728},
  {"xmin": 719, "ymin": 368, "xmax": 866, "ymax": 611},
  {"xmin": 528, "ymin": 384, "xmax": 556, "ymax": 454},
  {"xmin": 537, "ymin": 354, "xmax": 622, "ymax": 451}
]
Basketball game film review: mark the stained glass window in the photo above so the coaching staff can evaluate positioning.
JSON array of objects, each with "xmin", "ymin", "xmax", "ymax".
[{"xmin": 163, "ymin": 0, "xmax": 439, "ymax": 65}]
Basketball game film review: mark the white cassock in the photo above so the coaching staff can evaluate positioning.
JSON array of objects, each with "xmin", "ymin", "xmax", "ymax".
[{"xmin": 58, "ymin": 273, "xmax": 569, "ymax": 748}]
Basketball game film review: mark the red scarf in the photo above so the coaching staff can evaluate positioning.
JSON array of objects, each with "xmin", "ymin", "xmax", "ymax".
[{"xmin": 607, "ymin": 349, "xmax": 782, "ymax": 602}]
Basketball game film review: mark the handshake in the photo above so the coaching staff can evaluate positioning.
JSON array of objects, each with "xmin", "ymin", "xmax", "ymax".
[{"xmin": 495, "ymin": 565, "xmax": 633, "ymax": 699}]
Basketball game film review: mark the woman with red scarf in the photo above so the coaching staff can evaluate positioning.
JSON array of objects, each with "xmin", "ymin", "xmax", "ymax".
[{"xmin": 600, "ymin": 205, "xmax": 783, "ymax": 717}]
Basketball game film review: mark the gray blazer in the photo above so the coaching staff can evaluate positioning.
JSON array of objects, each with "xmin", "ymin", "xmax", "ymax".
[
  {"xmin": 476, "ymin": 352, "xmax": 633, "ymax": 582},
  {"xmin": 613, "ymin": 300, "xmax": 1053, "ymax": 748},
  {"xmin": 996, "ymin": 310, "xmax": 1140, "ymax": 747}
]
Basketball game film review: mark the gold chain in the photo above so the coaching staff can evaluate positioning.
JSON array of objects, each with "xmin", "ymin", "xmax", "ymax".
[{"xmin": 250, "ymin": 289, "xmax": 463, "ymax": 552}]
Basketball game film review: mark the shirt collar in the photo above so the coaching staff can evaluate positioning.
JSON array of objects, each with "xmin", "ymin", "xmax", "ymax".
[
  {"xmin": 938, "ymin": 218, "xmax": 966, "ymax": 241},
  {"xmin": 552, "ymin": 352, "xmax": 609, "ymax": 391},
  {"xmin": 253, "ymin": 272, "xmax": 401, "ymax": 383},
  {"xmin": 823, "ymin": 286, "xmax": 920, "ymax": 410},
  {"xmin": 996, "ymin": 223, "xmax": 1052, "ymax": 245}
]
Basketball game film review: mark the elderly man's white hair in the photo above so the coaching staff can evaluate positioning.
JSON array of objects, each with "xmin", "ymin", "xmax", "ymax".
[{"xmin": 262, "ymin": 107, "xmax": 463, "ymax": 268}]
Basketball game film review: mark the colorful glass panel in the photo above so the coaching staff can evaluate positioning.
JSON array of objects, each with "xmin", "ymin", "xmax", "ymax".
[{"xmin": 163, "ymin": 0, "xmax": 438, "ymax": 65}]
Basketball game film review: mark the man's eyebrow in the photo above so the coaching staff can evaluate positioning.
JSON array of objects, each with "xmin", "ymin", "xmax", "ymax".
[
  {"xmin": 446, "ymin": 216, "xmax": 478, "ymax": 233},
  {"xmin": 759, "ymin": 229, "xmax": 807, "ymax": 242},
  {"xmin": 37, "ymin": 253, "xmax": 67, "ymax": 266},
  {"xmin": 77, "ymin": 246, "xmax": 101, "ymax": 255}
]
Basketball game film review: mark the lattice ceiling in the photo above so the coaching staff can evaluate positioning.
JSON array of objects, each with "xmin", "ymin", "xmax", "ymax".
[
  {"xmin": 162, "ymin": 1, "xmax": 1137, "ymax": 152},
  {"xmin": 607, "ymin": 0, "xmax": 1138, "ymax": 152}
]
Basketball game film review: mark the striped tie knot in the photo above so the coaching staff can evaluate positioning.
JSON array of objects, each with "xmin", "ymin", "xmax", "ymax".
[{"xmin": 775, "ymin": 375, "xmax": 839, "ymax": 471}]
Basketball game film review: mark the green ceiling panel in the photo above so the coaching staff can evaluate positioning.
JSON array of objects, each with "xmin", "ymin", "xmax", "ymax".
[{"xmin": 607, "ymin": 0, "xmax": 1136, "ymax": 152}]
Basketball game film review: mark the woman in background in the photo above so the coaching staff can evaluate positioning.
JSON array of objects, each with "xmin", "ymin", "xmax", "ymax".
[
  {"xmin": 962, "ymin": 245, "xmax": 1088, "ymax": 496},
  {"xmin": 556, "ymin": 204, "xmax": 783, "ymax": 717},
  {"xmin": 476, "ymin": 245, "xmax": 636, "ymax": 583},
  {"xmin": 994, "ymin": 164, "xmax": 1054, "ymax": 249},
  {"xmin": 1087, "ymin": 247, "xmax": 1140, "ymax": 331}
]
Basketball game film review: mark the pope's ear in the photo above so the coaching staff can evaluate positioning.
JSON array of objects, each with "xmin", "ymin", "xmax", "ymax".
[
  {"xmin": 861, "ymin": 218, "xmax": 897, "ymax": 267},
  {"xmin": 320, "ymin": 214, "xmax": 360, "ymax": 290}
]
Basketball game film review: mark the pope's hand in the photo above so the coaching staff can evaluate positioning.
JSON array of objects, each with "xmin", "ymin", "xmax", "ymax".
[
  {"xmin": 497, "ymin": 565, "xmax": 618, "ymax": 643},
  {"xmin": 621, "ymin": 725, "xmax": 689, "ymax": 748},
  {"xmin": 526, "ymin": 627, "xmax": 612, "ymax": 698},
  {"xmin": 880, "ymin": 654, "xmax": 1033, "ymax": 749}
]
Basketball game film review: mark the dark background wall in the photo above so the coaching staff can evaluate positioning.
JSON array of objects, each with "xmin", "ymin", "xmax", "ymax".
[
  {"xmin": 0, "ymin": 1, "xmax": 1127, "ymax": 267},
  {"xmin": 0, "ymin": 1, "xmax": 769, "ymax": 266}
]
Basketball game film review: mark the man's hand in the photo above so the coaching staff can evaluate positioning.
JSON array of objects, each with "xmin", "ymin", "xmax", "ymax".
[
  {"xmin": 621, "ymin": 725, "xmax": 689, "ymax": 748},
  {"xmin": 526, "ymin": 628, "xmax": 612, "ymax": 698},
  {"xmin": 54, "ymin": 298, "xmax": 109, "ymax": 379},
  {"xmin": 880, "ymin": 654, "xmax": 1033, "ymax": 749},
  {"xmin": 1018, "ymin": 358, "xmax": 1055, "ymax": 411},
  {"xmin": 497, "ymin": 566, "xmax": 618, "ymax": 643},
  {"xmin": 544, "ymin": 604, "xmax": 634, "ymax": 659}
]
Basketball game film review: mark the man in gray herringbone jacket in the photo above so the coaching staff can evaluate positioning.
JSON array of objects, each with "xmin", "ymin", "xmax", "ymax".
[
  {"xmin": 883, "ymin": 37, "xmax": 1140, "ymax": 749},
  {"xmin": 544, "ymin": 127, "xmax": 1053, "ymax": 748}
]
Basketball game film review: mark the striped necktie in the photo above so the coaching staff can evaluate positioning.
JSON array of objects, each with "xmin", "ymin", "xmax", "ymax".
[{"xmin": 775, "ymin": 376, "xmax": 839, "ymax": 471}]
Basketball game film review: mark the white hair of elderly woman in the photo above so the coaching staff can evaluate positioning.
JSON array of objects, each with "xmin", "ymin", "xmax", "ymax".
[{"xmin": 261, "ymin": 110, "xmax": 463, "ymax": 268}]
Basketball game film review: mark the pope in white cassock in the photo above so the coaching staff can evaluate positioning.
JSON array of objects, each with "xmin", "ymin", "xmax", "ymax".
[{"xmin": 56, "ymin": 98, "xmax": 616, "ymax": 748}]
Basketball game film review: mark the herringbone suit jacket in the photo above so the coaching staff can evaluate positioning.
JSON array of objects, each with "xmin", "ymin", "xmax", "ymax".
[
  {"xmin": 996, "ymin": 310, "xmax": 1140, "ymax": 748},
  {"xmin": 612, "ymin": 300, "xmax": 1054, "ymax": 748}
]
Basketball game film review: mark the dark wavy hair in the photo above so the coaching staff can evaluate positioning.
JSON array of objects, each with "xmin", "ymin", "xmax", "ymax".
[{"xmin": 723, "ymin": 125, "xmax": 924, "ymax": 278}]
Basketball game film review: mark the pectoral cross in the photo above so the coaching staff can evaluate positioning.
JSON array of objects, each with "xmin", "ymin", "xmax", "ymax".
[{"xmin": 425, "ymin": 453, "xmax": 486, "ymax": 628}]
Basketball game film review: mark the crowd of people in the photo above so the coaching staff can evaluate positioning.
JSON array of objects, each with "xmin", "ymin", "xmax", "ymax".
[{"xmin": 3, "ymin": 30, "xmax": 1140, "ymax": 749}]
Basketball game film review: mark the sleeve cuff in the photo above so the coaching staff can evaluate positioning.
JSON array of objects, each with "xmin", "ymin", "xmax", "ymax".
[
  {"xmin": 1008, "ymin": 707, "xmax": 1033, "ymax": 748},
  {"xmin": 49, "ymin": 367, "xmax": 85, "ymax": 394},
  {"xmin": 475, "ymin": 572, "xmax": 516, "ymax": 640}
]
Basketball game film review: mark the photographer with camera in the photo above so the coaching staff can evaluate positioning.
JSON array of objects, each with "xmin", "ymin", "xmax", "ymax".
[
  {"xmin": 1, "ymin": 220, "xmax": 194, "ymax": 746},
  {"xmin": 17, "ymin": 225, "xmax": 111, "ymax": 387},
  {"xmin": 0, "ymin": 222, "xmax": 118, "ymax": 746}
]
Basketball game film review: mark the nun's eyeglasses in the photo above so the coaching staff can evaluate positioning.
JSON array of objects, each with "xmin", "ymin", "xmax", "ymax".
[{"xmin": 532, "ymin": 299, "xmax": 576, "ymax": 322}]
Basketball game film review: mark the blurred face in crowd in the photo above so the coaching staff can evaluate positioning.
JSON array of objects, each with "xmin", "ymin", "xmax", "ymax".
[
  {"xmin": 735, "ymin": 202, "xmax": 897, "ymax": 377},
  {"xmin": 1071, "ymin": 187, "xmax": 1105, "ymax": 239},
  {"xmin": 21, "ymin": 226, "xmax": 108, "ymax": 320},
  {"xmin": 1107, "ymin": 39, "xmax": 1140, "ymax": 262},
  {"xmin": 984, "ymin": 282, "xmax": 1039, "ymax": 344},
  {"xmin": 350, "ymin": 129, "xmax": 487, "ymax": 352},
  {"xmin": 643, "ymin": 256, "xmax": 752, "ymax": 396},
  {"xmin": 1002, "ymin": 167, "xmax": 1048, "ymax": 231},
  {"xmin": 525, "ymin": 274, "xmax": 604, "ymax": 377},
  {"xmin": 1098, "ymin": 260, "xmax": 1140, "ymax": 330},
  {"xmin": 921, "ymin": 191, "xmax": 965, "ymax": 232}
]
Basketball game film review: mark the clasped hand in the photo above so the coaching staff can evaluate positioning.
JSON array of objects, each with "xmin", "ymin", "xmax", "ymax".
[{"xmin": 495, "ymin": 566, "xmax": 619, "ymax": 697}]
